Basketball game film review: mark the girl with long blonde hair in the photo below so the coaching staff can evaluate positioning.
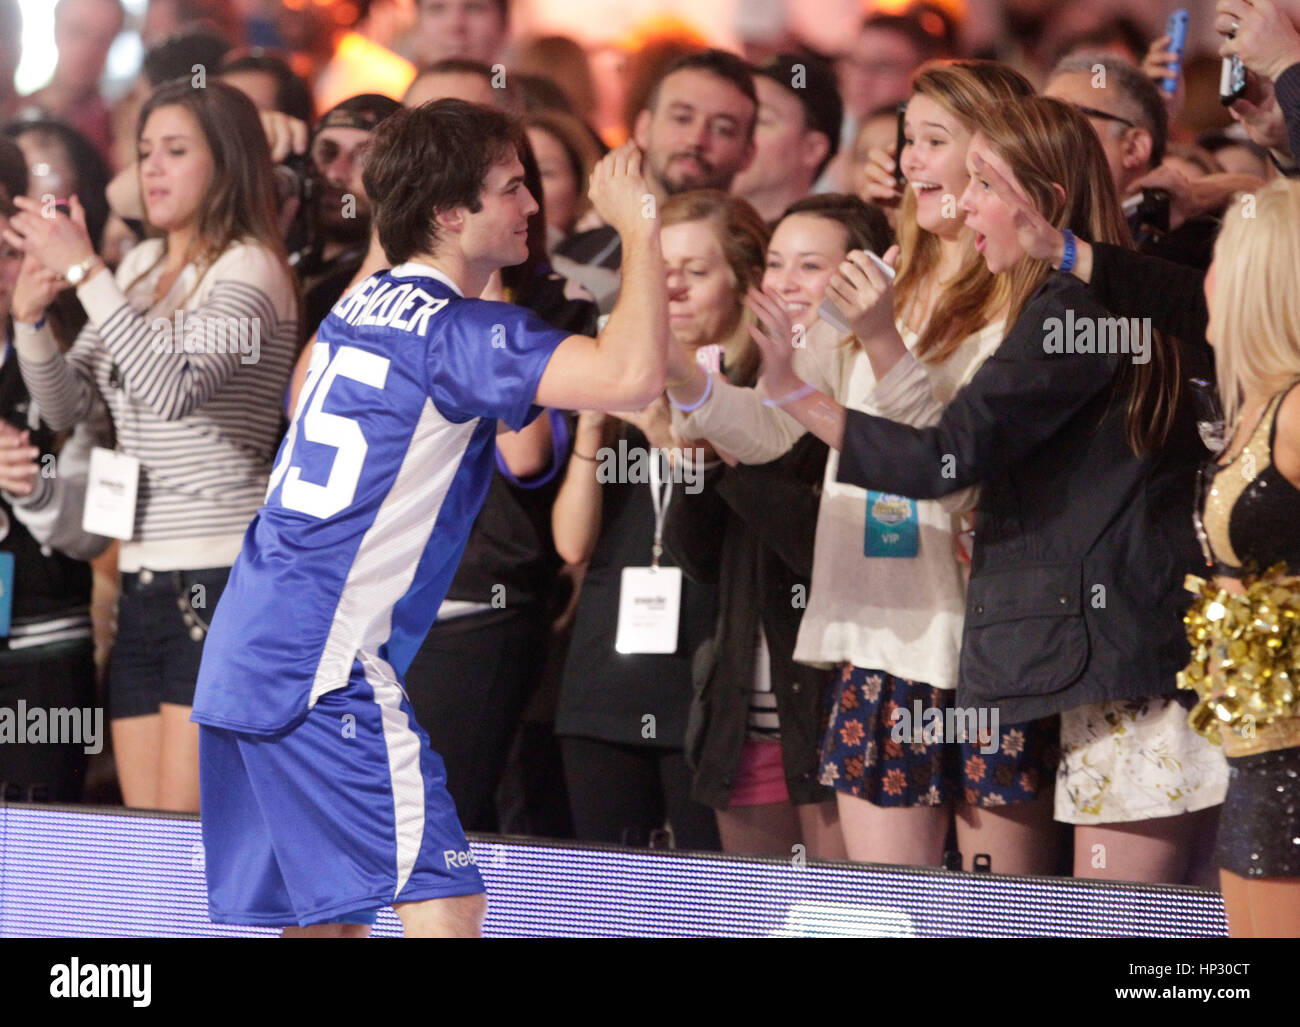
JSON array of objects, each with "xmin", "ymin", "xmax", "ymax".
[{"xmin": 1192, "ymin": 178, "xmax": 1300, "ymax": 935}]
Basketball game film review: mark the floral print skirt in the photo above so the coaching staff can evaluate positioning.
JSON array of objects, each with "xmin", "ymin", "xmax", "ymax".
[{"xmin": 818, "ymin": 665, "xmax": 1059, "ymax": 808}]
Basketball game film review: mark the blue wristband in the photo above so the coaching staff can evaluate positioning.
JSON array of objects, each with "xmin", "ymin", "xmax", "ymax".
[
  {"xmin": 669, "ymin": 370, "xmax": 713, "ymax": 413},
  {"xmin": 762, "ymin": 382, "xmax": 817, "ymax": 408},
  {"xmin": 1059, "ymin": 229, "xmax": 1077, "ymax": 273}
]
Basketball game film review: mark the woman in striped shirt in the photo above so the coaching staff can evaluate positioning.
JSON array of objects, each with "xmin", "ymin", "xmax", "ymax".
[{"xmin": 4, "ymin": 80, "xmax": 299, "ymax": 812}]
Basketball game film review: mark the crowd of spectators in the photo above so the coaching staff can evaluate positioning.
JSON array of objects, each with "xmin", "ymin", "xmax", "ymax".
[{"xmin": 3, "ymin": 0, "xmax": 1300, "ymax": 935}]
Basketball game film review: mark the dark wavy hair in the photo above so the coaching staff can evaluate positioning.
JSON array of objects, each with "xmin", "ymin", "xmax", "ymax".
[
  {"xmin": 780, "ymin": 193, "xmax": 893, "ymax": 256},
  {"xmin": 363, "ymin": 98, "xmax": 527, "ymax": 265}
]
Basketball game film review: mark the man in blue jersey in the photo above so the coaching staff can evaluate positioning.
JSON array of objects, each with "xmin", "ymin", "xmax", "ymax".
[{"xmin": 190, "ymin": 99, "xmax": 668, "ymax": 937}]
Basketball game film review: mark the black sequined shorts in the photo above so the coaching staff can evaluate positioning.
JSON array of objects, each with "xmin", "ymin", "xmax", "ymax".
[{"xmin": 1216, "ymin": 744, "xmax": 1300, "ymax": 878}]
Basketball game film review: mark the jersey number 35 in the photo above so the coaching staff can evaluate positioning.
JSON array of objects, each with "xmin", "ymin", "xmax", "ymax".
[{"xmin": 266, "ymin": 342, "xmax": 392, "ymax": 519}]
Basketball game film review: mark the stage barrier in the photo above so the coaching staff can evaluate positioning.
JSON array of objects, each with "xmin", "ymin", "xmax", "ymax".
[{"xmin": 0, "ymin": 804, "xmax": 1228, "ymax": 937}]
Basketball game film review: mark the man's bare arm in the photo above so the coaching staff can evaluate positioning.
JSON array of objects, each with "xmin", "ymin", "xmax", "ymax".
[{"xmin": 534, "ymin": 144, "xmax": 667, "ymax": 411}]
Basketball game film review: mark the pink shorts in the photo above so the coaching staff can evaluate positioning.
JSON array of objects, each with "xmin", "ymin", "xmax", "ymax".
[{"xmin": 728, "ymin": 739, "xmax": 792, "ymax": 807}]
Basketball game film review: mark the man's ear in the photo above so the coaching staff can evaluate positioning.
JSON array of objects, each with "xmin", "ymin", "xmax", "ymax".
[
  {"xmin": 1050, "ymin": 181, "xmax": 1067, "ymax": 209},
  {"xmin": 801, "ymin": 131, "xmax": 831, "ymax": 177},
  {"xmin": 633, "ymin": 109, "xmax": 652, "ymax": 151},
  {"xmin": 1123, "ymin": 128, "xmax": 1154, "ymax": 172},
  {"xmin": 435, "ymin": 205, "xmax": 464, "ymax": 237}
]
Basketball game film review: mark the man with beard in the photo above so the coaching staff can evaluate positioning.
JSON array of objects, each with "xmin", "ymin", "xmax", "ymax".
[
  {"xmin": 293, "ymin": 94, "xmax": 402, "ymax": 336},
  {"xmin": 554, "ymin": 49, "xmax": 756, "ymax": 304}
]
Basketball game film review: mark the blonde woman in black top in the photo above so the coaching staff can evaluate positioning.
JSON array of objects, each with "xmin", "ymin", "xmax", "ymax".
[{"xmin": 1182, "ymin": 179, "xmax": 1300, "ymax": 936}]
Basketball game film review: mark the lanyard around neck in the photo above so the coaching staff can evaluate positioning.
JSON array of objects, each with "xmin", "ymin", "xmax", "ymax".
[{"xmin": 648, "ymin": 452, "xmax": 673, "ymax": 569}]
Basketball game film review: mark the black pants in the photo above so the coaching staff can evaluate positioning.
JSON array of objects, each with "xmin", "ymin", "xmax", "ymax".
[
  {"xmin": 403, "ymin": 604, "xmax": 548, "ymax": 832},
  {"xmin": 560, "ymin": 735, "xmax": 721, "ymax": 851},
  {"xmin": 0, "ymin": 638, "xmax": 96, "ymax": 802}
]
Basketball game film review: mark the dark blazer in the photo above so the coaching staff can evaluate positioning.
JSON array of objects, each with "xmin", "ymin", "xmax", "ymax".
[
  {"xmin": 1088, "ymin": 241, "xmax": 1206, "ymax": 344},
  {"xmin": 1275, "ymin": 64, "xmax": 1300, "ymax": 178},
  {"xmin": 662, "ymin": 432, "xmax": 834, "ymax": 808},
  {"xmin": 836, "ymin": 271, "xmax": 1206, "ymax": 723}
]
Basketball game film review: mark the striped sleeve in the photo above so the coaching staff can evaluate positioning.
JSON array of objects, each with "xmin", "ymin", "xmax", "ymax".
[
  {"xmin": 76, "ymin": 249, "xmax": 288, "ymax": 422},
  {"xmin": 12, "ymin": 319, "xmax": 103, "ymax": 432}
]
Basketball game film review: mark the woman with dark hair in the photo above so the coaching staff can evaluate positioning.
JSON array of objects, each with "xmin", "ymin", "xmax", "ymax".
[
  {"xmin": 4, "ymin": 80, "xmax": 299, "ymax": 812},
  {"xmin": 0, "ymin": 138, "xmax": 113, "ymax": 805},
  {"xmin": 764, "ymin": 194, "xmax": 891, "ymax": 329},
  {"xmin": 524, "ymin": 109, "xmax": 603, "ymax": 244},
  {"xmin": 523, "ymin": 109, "xmax": 615, "ymax": 309},
  {"xmin": 658, "ymin": 193, "xmax": 890, "ymax": 859}
]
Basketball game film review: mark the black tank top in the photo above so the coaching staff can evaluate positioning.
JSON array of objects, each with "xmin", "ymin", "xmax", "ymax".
[{"xmin": 1197, "ymin": 384, "xmax": 1300, "ymax": 578}]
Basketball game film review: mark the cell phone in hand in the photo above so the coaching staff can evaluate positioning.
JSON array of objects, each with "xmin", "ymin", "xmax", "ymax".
[
  {"xmin": 863, "ymin": 249, "xmax": 896, "ymax": 280},
  {"xmin": 695, "ymin": 343, "xmax": 723, "ymax": 374},
  {"xmin": 1124, "ymin": 187, "xmax": 1171, "ymax": 247},
  {"xmin": 818, "ymin": 298, "xmax": 853, "ymax": 335},
  {"xmin": 817, "ymin": 251, "xmax": 895, "ymax": 334},
  {"xmin": 1220, "ymin": 54, "xmax": 1248, "ymax": 105},
  {"xmin": 893, "ymin": 102, "xmax": 907, "ymax": 187},
  {"xmin": 1163, "ymin": 10, "xmax": 1188, "ymax": 95}
]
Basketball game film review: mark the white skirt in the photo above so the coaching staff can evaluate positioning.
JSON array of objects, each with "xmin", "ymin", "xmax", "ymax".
[{"xmin": 1054, "ymin": 696, "xmax": 1229, "ymax": 824}]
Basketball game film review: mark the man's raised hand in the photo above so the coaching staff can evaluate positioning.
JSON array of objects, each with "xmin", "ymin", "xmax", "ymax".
[{"xmin": 588, "ymin": 142, "xmax": 656, "ymax": 238}]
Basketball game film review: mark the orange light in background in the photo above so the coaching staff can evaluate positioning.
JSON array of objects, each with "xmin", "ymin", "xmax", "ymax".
[
  {"xmin": 871, "ymin": 0, "xmax": 964, "ymax": 18},
  {"xmin": 616, "ymin": 14, "xmax": 710, "ymax": 54}
]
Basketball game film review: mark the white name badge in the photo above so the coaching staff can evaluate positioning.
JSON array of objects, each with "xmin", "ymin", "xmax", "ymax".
[
  {"xmin": 83, "ymin": 447, "xmax": 139, "ymax": 540},
  {"xmin": 615, "ymin": 566, "xmax": 682, "ymax": 654}
]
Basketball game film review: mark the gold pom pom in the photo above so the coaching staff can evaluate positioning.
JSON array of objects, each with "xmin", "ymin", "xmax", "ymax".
[{"xmin": 1179, "ymin": 565, "xmax": 1300, "ymax": 741}]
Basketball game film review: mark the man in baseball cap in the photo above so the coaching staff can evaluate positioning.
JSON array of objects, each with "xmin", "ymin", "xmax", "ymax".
[
  {"xmin": 295, "ymin": 92, "xmax": 402, "ymax": 334},
  {"xmin": 733, "ymin": 53, "xmax": 844, "ymax": 222}
]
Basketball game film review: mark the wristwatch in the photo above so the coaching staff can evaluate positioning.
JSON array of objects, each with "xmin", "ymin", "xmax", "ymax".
[{"xmin": 64, "ymin": 255, "xmax": 101, "ymax": 285}]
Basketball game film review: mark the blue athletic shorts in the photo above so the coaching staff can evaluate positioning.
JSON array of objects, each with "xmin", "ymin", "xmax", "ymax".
[{"xmin": 198, "ymin": 667, "xmax": 485, "ymax": 928}]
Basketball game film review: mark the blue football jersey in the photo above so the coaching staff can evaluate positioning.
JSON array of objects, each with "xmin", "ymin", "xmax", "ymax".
[{"xmin": 191, "ymin": 263, "xmax": 569, "ymax": 735}]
